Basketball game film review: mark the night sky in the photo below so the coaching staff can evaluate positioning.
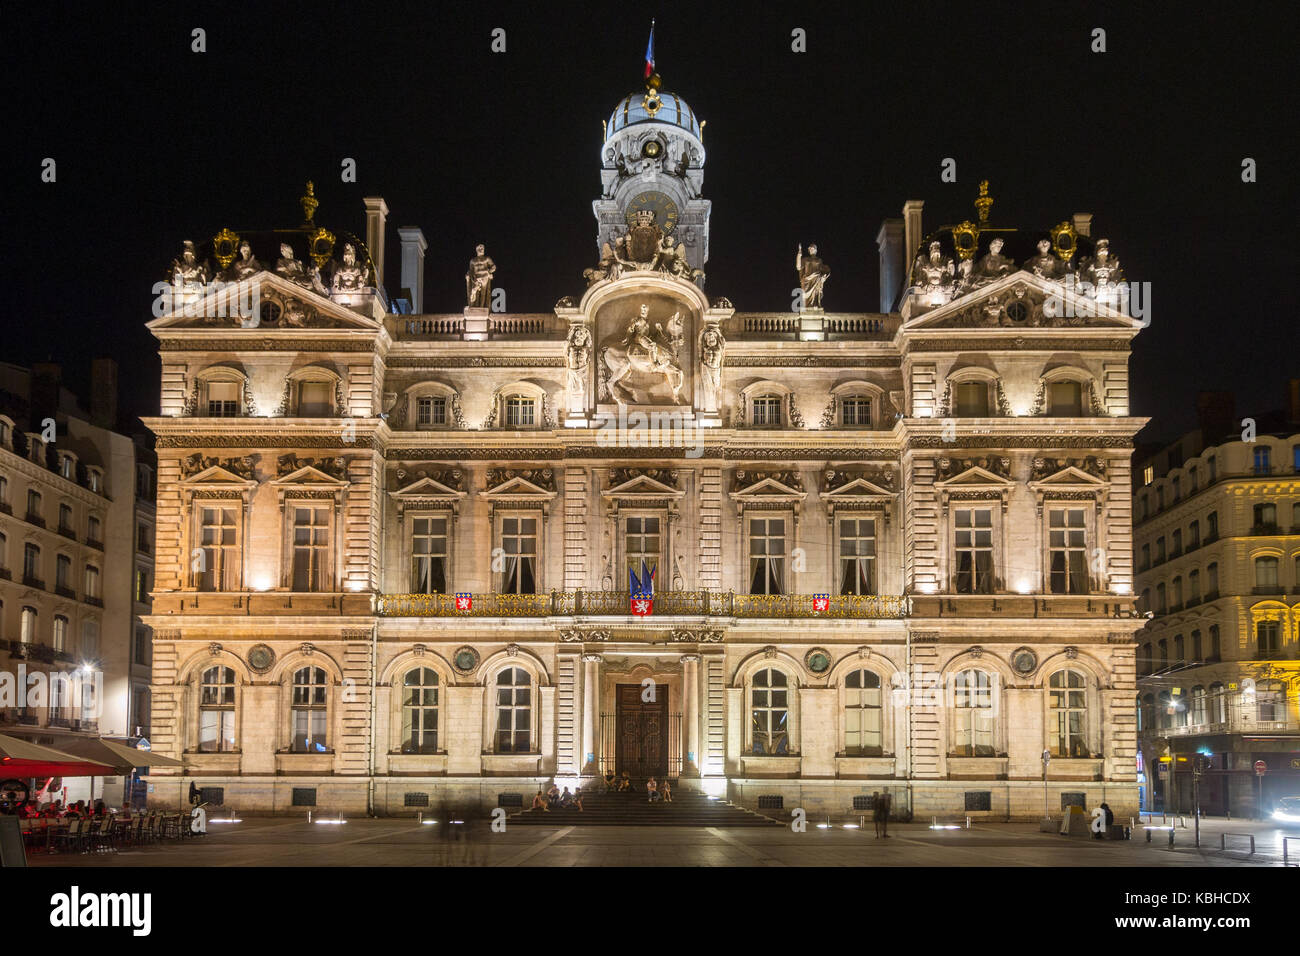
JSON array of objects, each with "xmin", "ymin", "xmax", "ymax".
[{"xmin": 6, "ymin": 1, "xmax": 1296, "ymax": 441}]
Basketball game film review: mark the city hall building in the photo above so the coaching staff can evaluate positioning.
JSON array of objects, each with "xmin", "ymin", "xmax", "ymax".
[{"xmin": 142, "ymin": 71, "xmax": 1148, "ymax": 820}]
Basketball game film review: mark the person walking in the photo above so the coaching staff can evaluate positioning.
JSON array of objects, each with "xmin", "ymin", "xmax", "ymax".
[
  {"xmin": 871, "ymin": 791, "xmax": 883, "ymax": 837},
  {"xmin": 879, "ymin": 791, "xmax": 892, "ymax": 838}
]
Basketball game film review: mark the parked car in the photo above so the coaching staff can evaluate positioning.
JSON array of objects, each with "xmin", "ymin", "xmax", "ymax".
[{"xmin": 1272, "ymin": 796, "xmax": 1300, "ymax": 827}]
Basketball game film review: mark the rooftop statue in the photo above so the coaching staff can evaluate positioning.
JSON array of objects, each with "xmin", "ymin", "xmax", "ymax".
[
  {"xmin": 169, "ymin": 240, "xmax": 209, "ymax": 289},
  {"xmin": 796, "ymin": 243, "xmax": 830, "ymax": 309},
  {"xmin": 465, "ymin": 243, "xmax": 496, "ymax": 308},
  {"xmin": 275, "ymin": 242, "xmax": 312, "ymax": 288},
  {"xmin": 583, "ymin": 241, "xmax": 622, "ymax": 286},
  {"xmin": 331, "ymin": 243, "xmax": 367, "ymax": 292},
  {"xmin": 1022, "ymin": 238, "xmax": 1064, "ymax": 281},
  {"xmin": 1079, "ymin": 238, "xmax": 1123, "ymax": 291},
  {"xmin": 911, "ymin": 241, "xmax": 955, "ymax": 305},
  {"xmin": 227, "ymin": 240, "xmax": 263, "ymax": 281},
  {"xmin": 974, "ymin": 237, "xmax": 1015, "ymax": 286}
]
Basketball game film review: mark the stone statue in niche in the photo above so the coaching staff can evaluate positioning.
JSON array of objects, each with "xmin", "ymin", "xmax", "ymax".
[
  {"xmin": 465, "ymin": 244, "xmax": 496, "ymax": 308},
  {"xmin": 169, "ymin": 240, "xmax": 209, "ymax": 289},
  {"xmin": 796, "ymin": 243, "xmax": 830, "ymax": 308},
  {"xmin": 1022, "ymin": 239, "xmax": 1064, "ymax": 281},
  {"xmin": 332, "ymin": 243, "xmax": 367, "ymax": 292},
  {"xmin": 699, "ymin": 324, "xmax": 725, "ymax": 411},
  {"xmin": 565, "ymin": 325, "xmax": 592, "ymax": 410},
  {"xmin": 601, "ymin": 302, "xmax": 686, "ymax": 404}
]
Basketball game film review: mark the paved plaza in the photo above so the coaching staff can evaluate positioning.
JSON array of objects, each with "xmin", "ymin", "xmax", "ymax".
[{"xmin": 24, "ymin": 815, "xmax": 1299, "ymax": 867}]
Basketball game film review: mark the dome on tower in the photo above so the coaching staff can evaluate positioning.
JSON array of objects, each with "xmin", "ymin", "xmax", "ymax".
[{"xmin": 607, "ymin": 88, "xmax": 700, "ymax": 139}]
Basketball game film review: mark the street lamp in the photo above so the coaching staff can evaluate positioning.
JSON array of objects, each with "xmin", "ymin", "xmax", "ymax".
[{"xmin": 1042, "ymin": 749, "xmax": 1051, "ymax": 820}]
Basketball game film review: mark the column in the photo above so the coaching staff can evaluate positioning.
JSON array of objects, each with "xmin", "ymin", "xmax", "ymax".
[
  {"xmin": 681, "ymin": 654, "xmax": 700, "ymax": 776},
  {"xmin": 582, "ymin": 653, "xmax": 601, "ymax": 774}
]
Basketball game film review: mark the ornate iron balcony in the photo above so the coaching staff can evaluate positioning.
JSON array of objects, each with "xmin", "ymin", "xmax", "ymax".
[{"xmin": 377, "ymin": 590, "xmax": 908, "ymax": 619}]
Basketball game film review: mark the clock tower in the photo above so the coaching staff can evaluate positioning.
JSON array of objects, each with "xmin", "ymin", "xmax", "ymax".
[{"xmin": 595, "ymin": 72, "xmax": 710, "ymax": 280}]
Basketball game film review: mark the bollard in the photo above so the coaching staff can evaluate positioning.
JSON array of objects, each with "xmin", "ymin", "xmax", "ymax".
[
  {"xmin": 1146, "ymin": 827, "xmax": 1151, "ymax": 843},
  {"xmin": 307, "ymin": 810, "xmax": 312, "ymax": 823},
  {"xmin": 417, "ymin": 811, "xmax": 423, "ymax": 824},
  {"xmin": 338, "ymin": 810, "xmax": 344, "ymax": 823},
  {"xmin": 1168, "ymin": 828, "xmax": 1174, "ymax": 846},
  {"xmin": 965, "ymin": 815, "xmax": 971, "ymax": 829}
]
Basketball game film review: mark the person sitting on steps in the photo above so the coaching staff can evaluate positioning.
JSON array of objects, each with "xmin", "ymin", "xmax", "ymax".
[
  {"xmin": 559, "ymin": 787, "xmax": 574, "ymax": 808},
  {"xmin": 573, "ymin": 787, "xmax": 584, "ymax": 811},
  {"xmin": 531, "ymin": 790, "xmax": 549, "ymax": 811},
  {"xmin": 547, "ymin": 783, "xmax": 561, "ymax": 805},
  {"xmin": 604, "ymin": 769, "xmax": 617, "ymax": 792},
  {"xmin": 646, "ymin": 777, "xmax": 661, "ymax": 803},
  {"xmin": 661, "ymin": 780, "xmax": 673, "ymax": 803},
  {"xmin": 617, "ymin": 771, "xmax": 631, "ymax": 793}
]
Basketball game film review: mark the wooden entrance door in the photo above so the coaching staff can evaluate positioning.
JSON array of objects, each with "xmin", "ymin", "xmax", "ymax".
[{"xmin": 615, "ymin": 683, "xmax": 668, "ymax": 779}]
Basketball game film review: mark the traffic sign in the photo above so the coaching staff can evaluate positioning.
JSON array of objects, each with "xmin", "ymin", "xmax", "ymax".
[{"xmin": 1254, "ymin": 760, "xmax": 1267, "ymax": 775}]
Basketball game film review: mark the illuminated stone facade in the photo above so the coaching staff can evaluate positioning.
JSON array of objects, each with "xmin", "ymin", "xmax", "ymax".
[{"xmin": 142, "ymin": 79, "xmax": 1149, "ymax": 821}]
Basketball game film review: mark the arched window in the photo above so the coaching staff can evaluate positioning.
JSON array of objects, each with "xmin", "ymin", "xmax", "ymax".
[
  {"xmin": 401, "ymin": 668, "xmax": 440, "ymax": 754},
  {"xmin": 1190, "ymin": 685, "xmax": 1206, "ymax": 725},
  {"xmin": 750, "ymin": 667, "xmax": 789, "ymax": 755},
  {"xmin": 843, "ymin": 669, "xmax": 882, "ymax": 756},
  {"xmin": 1140, "ymin": 693, "xmax": 1155, "ymax": 733},
  {"xmin": 1257, "ymin": 680, "xmax": 1284, "ymax": 722},
  {"xmin": 52, "ymin": 615, "xmax": 68, "ymax": 651},
  {"xmin": 495, "ymin": 668, "xmax": 532, "ymax": 753},
  {"xmin": 20, "ymin": 606, "xmax": 37, "ymax": 644},
  {"xmin": 1254, "ymin": 556, "xmax": 1280, "ymax": 592},
  {"xmin": 952, "ymin": 669, "xmax": 994, "ymax": 756},
  {"xmin": 1191, "ymin": 629, "xmax": 1202, "ymax": 662},
  {"xmin": 1208, "ymin": 682, "xmax": 1226, "ymax": 724},
  {"xmin": 199, "ymin": 666, "xmax": 236, "ymax": 752},
  {"xmin": 1155, "ymin": 582, "xmax": 1166, "ymax": 613},
  {"xmin": 1048, "ymin": 670, "xmax": 1088, "ymax": 757},
  {"xmin": 291, "ymin": 666, "xmax": 329, "ymax": 753},
  {"xmin": 1173, "ymin": 634, "xmax": 1184, "ymax": 666},
  {"xmin": 1140, "ymin": 642, "xmax": 1152, "ymax": 676},
  {"xmin": 1157, "ymin": 639, "xmax": 1168, "ymax": 669}
]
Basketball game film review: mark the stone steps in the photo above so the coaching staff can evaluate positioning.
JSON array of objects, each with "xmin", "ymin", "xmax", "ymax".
[{"xmin": 510, "ymin": 789, "xmax": 781, "ymax": 827}]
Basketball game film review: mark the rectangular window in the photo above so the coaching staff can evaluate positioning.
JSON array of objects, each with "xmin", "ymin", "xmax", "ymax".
[
  {"xmin": 1207, "ymin": 512, "xmax": 1218, "ymax": 539},
  {"xmin": 751, "ymin": 396, "xmax": 782, "ymax": 426},
  {"xmin": 838, "ymin": 517, "xmax": 877, "ymax": 595},
  {"xmin": 52, "ymin": 616, "xmax": 68, "ymax": 652},
  {"xmin": 840, "ymin": 398, "xmax": 872, "ymax": 426},
  {"xmin": 197, "ymin": 506, "xmax": 238, "ymax": 591},
  {"xmin": 199, "ymin": 709, "xmax": 235, "ymax": 753},
  {"xmin": 1139, "ymin": 544, "xmax": 1150, "ymax": 571},
  {"xmin": 291, "ymin": 506, "xmax": 331, "ymax": 592},
  {"xmin": 26, "ymin": 489, "xmax": 41, "ymax": 521},
  {"xmin": 953, "ymin": 508, "xmax": 994, "ymax": 594},
  {"xmin": 624, "ymin": 516, "xmax": 660, "ymax": 585},
  {"xmin": 1142, "ymin": 465, "xmax": 1154, "ymax": 486},
  {"xmin": 23, "ymin": 543, "xmax": 40, "ymax": 582},
  {"xmin": 411, "ymin": 516, "xmax": 448, "ymax": 594},
  {"xmin": 206, "ymin": 381, "xmax": 239, "ymax": 417},
  {"xmin": 1047, "ymin": 381, "xmax": 1083, "ymax": 416},
  {"xmin": 137, "ymin": 523, "xmax": 151, "ymax": 553},
  {"xmin": 955, "ymin": 382, "xmax": 989, "ymax": 417},
  {"xmin": 504, "ymin": 397, "xmax": 535, "ymax": 427},
  {"xmin": 748, "ymin": 517, "xmax": 786, "ymax": 595},
  {"xmin": 84, "ymin": 565, "xmax": 100, "ymax": 600},
  {"xmin": 952, "ymin": 671, "xmax": 994, "ymax": 756},
  {"xmin": 134, "ymin": 627, "xmax": 152, "ymax": 666},
  {"xmin": 1254, "ymin": 446, "xmax": 1270, "ymax": 475},
  {"xmin": 59, "ymin": 504, "xmax": 73, "ymax": 533},
  {"xmin": 1156, "ymin": 537, "xmax": 1165, "ymax": 562},
  {"xmin": 1187, "ymin": 520, "xmax": 1199, "ymax": 548},
  {"xmin": 87, "ymin": 515, "xmax": 101, "ymax": 545},
  {"xmin": 298, "ymin": 381, "xmax": 333, "ymax": 417},
  {"xmin": 1172, "ymin": 477, "xmax": 1181, "ymax": 502},
  {"xmin": 56, "ymin": 554, "xmax": 71, "ymax": 590},
  {"xmin": 500, "ymin": 517, "xmax": 537, "ymax": 594},
  {"xmin": 1257, "ymin": 621, "xmax": 1281, "ymax": 655},
  {"xmin": 1294, "ymin": 445, "xmax": 1300, "ymax": 473},
  {"xmin": 134, "ymin": 568, "xmax": 150, "ymax": 603},
  {"xmin": 1048, "ymin": 508, "xmax": 1088, "ymax": 594},
  {"xmin": 416, "ymin": 396, "xmax": 447, "ymax": 426}
]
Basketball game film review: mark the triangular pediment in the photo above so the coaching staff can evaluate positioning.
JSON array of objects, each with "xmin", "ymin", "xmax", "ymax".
[
  {"xmin": 602, "ymin": 473, "xmax": 683, "ymax": 499},
  {"xmin": 272, "ymin": 464, "xmax": 349, "ymax": 487},
  {"xmin": 1031, "ymin": 465, "xmax": 1107, "ymax": 487},
  {"xmin": 147, "ymin": 271, "xmax": 382, "ymax": 331},
  {"xmin": 390, "ymin": 476, "xmax": 466, "ymax": 499},
  {"xmin": 483, "ymin": 475, "xmax": 557, "ymax": 499},
  {"xmin": 823, "ymin": 476, "xmax": 896, "ymax": 499},
  {"xmin": 731, "ymin": 476, "xmax": 806, "ymax": 499},
  {"xmin": 935, "ymin": 465, "xmax": 1014, "ymax": 487},
  {"xmin": 179, "ymin": 464, "xmax": 255, "ymax": 486},
  {"xmin": 907, "ymin": 272, "xmax": 1141, "ymax": 331}
]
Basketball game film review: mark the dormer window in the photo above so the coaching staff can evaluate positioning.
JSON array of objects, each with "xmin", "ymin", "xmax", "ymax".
[
  {"xmin": 504, "ymin": 395, "xmax": 536, "ymax": 427},
  {"xmin": 298, "ymin": 381, "xmax": 333, "ymax": 417},
  {"xmin": 416, "ymin": 396, "xmax": 447, "ymax": 427},
  {"xmin": 840, "ymin": 397, "xmax": 873, "ymax": 426},
  {"xmin": 58, "ymin": 454, "xmax": 74, "ymax": 480},
  {"xmin": 87, "ymin": 468, "xmax": 103, "ymax": 494},
  {"xmin": 206, "ymin": 381, "xmax": 240, "ymax": 417},
  {"xmin": 752, "ymin": 395, "xmax": 782, "ymax": 427}
]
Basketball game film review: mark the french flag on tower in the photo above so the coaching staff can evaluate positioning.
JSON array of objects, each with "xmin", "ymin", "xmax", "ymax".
[{"xmin": 644, "ymin": 20, "xmax": 656, "ymax": 78}]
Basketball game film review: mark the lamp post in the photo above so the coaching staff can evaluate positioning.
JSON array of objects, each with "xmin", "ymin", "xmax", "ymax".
[{"xmin": 1042, "ymin": 749, "xmax": 1051, "ymax": 819}]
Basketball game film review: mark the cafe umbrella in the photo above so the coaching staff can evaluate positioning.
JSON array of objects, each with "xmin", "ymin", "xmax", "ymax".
[
  {"xmin": 0, "ymin": 733, "xmax": 117, "ymax": 778},
  {"xmin": 51, "ymin": 737, "xmax": 184, "ymax": 774}
]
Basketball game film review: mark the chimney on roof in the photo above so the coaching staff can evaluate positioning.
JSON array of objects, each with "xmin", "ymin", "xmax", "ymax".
[
  {"xmin": 1195, "ymin": 390, "xmax": 1235, "ymax": 447},
  {"xmin": 902, "ymin": 200, "xmax": 924, "ymax": 275},
  {"xmin": 31, "ymin": 363, "xmax": 61, "ymax": 427},
  {"xmin": 363, "ymin": 197, "xmax": 389, "ymax": 293},
  {"xmin": 398, "ymin": 227, "xmax": 427, "ymax": 314},
  {"xmin": 91, "ymin": 358, "xmax": 118, "ymax": 430},
  {"xmin": 876, "ymin": 219, "xmax": 903, "ymax": 312},
  {"xmin": 1072, "ymin": 213, "xmax": 1093, "ymax": 238}
]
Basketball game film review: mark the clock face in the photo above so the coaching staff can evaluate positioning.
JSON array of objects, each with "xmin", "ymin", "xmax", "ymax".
[{"xmin": 626, "ymin": 190, "xmax": 679, "ymax": 233}]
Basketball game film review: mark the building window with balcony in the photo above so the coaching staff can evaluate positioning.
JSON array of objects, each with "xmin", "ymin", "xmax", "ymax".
[
  {"xmin": 952, "ymin": 669, "xmax": 995, "ymax": 756},
  {"xmin": 503, "ymin": 395, "xmax": 536, "ymax": 427},
  {"xmin": 1142, "ymin": 465, "xmax": 1154, "ymax": 486},
  {"xmin": 751, "ymin": 394, "xmax": 783, "ymax": 427},
  {"xmin": 953, "ymin": 507, "xmax": 994, "ymax": 594},
  {"xmin": 748, "ymin": 517, "xmax": 786, "ymax": 595},
  {"xmin": 1171, "ymin": 576, "xmax": 1183, "ymax": 608},
  {"xmin": 837, "ymin": 517, "xmax": 877, "ymax": 595},
  {"xmin": 1255, "ymin": 556, "xmax": 1280, "ymax": 593},
  {"xmin": 1171, "ymin": 529, "xmax": 1182, "ymax": 556},
  {"xmin": 87, "ymin": 515, "xmax": 102, "ymax": 547},
  {"xmin": 1173, "ymin": 634, "xmax": 1184, "ymax": 666},
  {"xmin": 20, "ymin": 606, "xmax": 36, "ymax": 644},
  {"xmin": 750, "ymin": 667, "xmax": 790, "ymax": 755},
  {"xmin": 199, "ymin": 665, "xmax": 236, "ymax": 752},
  {"xmin": 56, "ymin": 554, "xmax": 71, "ymax": 594},
  {"xmin": 1155, "ymin": 537, "xmax": 1165, "ymax": 562},
  {"xmin": 84, "ymin": 565, "xmax": 100, "ymax": 602},
  {"xmin": 23, "ymin": 543, "xmax": 40, "ymax": 586},
  {"xmin": 1188, "ymin": 520, "xmax": 1200, "ymax": 549},
  {"xmin": 1208, "ymin": 681, "xmax": 1226, "ymax": 723},
  {"xmin": 401, "ymin": 667, "xmax": 439, "ymax": 754},
  {"xmin": 1048, "ymin": 670, "xmax": 1088, "ymax": 757},
  {"xmin": 58, "ymin": 503, "xmax": 73, "ymax": 535},
  {"xmin": 196, "ymin": 505, "xmax": 239, "ymax": 591},
  {"xmin": 1207, "ymin": 562, "xmax": 1219, "ymax": 596},
  {"xmin": 415, "ymin": 396, "xmax": 447, "ymax": 427},
  {"xmin": 1189, "ymin": 467, "xmax": 1198, "ymax": 493},
  {"xmin": 26, "ymin": 489, "xmax": 41, "ymax": 523},
  {"xmin": 1257, "ymin": 620, "xmax": 1281, "ymax": 656},
  {"xmin": 52, "ymin": 615, "xmax": 68, "ymax": 652},
  {"xmin": 1191, "ymin": 629, "xmax": 1202, "ymax": 662},
  {"xmin": 290, "ymin": 666, "xmax": 329, "ymax": 752},
  {"xmin": 1207, "ymin": 511, "xmax": 1218, "ymax": 540},
  {"xmin": 1253, "ymin": 446, "xmax": 1270, "ymax": 475},
  {"xmin": 843, "ymin": 669, "xmax": 882, "ymax": 756},
  {"xmin": 59, "ymin": 455, "xmax": 74, "ymax": 480},
  {"xmin": 290, "ymin": 506, "xmax": 331, "ymax": 592},
  {"xmin": 1252, "ymin": 503, "xmax": 1277, "ymax": 533},
  {"xmin": 624, "ymin": 515, "xmax": 661, "ymax": 585},
  {"xmin": 500, "ymin": 516, "xmax": 538, "ymax": 595},
  {"xmin": 1139, "ymin": 544, "xmax": 1150, "ymax": 571},
  {"xmin": 1158, "ymin": 639, "xmax": 1168, "ymax": 669},
  {"xmin": 1188, "ymin": 569, "xmax": 1200, "ymax": 602},
  {"xmin": 1155, "ymin": 582, "xmax": 1166, "ymax": 614},
  {"xmin": 1048, "ymin": 507, "xmax": 1087, "ymax": 594},
  {"xmin": 495, "ymin": 667, "xmax": 532, "ymax": 753},
  {"xmin": 411, "ymin": 516, "xmax": 448, "ymax": 594},
  {"xmin": 1190, "ymin": 685, "xmax": 1206, "ymax": 725},
  {"xmin": 1257, "ymin": 681, "xmax": 1284, "ymax": 722},
  {"xmin": 205, "ymin": 381, "xmax": 240, "ymax": 417},
  {"xmin": 1172, "ymin": 477, "xmax": 1181, "ymax": 502},
  {"xmin": 1209, "ymin": 624, "xmax": 1221, "ymax": 660}
]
